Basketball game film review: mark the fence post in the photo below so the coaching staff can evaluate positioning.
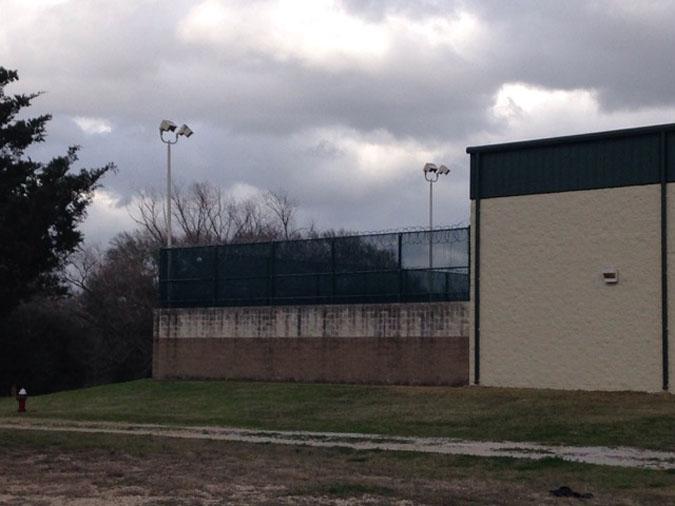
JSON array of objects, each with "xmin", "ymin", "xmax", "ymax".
[
  {"xmin": 212, "ymin": 245, "xmax": 219, "ymax": 306},
  {"xmin": 159, "ymin": 249, "xmax": 166, "ymax": 307},
  {"xmin": 398, "ymin": 233, "xmax": 403, "ymax": 302},
  {"xmin": 331, "ymin": 237, "xmax": 336, "ymax": 303},
  {"xmin": 166, "ymin": 248, "xmax": 173, "ymax": 309},
  {"xmin": 269, "ymin": 242, "xmax": 276, "ymax": 305}
]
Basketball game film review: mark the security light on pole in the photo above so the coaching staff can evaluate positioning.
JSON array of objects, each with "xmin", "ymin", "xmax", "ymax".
[
  {"xmin": 423, "ymin": 163, "xmax": 450, "ymax": 295},
  {"xmin": 159, "ymin": 120, "xmax": 194, "ymax": 248}
]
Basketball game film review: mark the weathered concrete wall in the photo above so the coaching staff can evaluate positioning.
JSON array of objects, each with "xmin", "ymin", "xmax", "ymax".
[
  {"xmin": 154, "ymin": 302, "xmax": 469, "ymax": 385},
  {"xmin": 472, "ymin": 185, "xmax": 663, "ymax": 392}
]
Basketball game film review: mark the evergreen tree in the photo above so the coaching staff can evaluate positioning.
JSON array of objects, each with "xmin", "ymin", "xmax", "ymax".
[{"xmin": 0, "ymin": 67, "xmax": 114, "ymax": 318}]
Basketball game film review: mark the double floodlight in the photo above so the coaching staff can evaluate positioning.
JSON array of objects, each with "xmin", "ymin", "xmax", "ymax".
[
  {"xmin": 423, "ymin": 163, "xmax": 450, "ymax": 175},
  {"xmin": 159, "ymin": 119, "xmax": 194, "ymax": 138}
]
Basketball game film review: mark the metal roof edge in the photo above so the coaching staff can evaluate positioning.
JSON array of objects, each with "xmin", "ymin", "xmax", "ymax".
[{"xmin": 466, "ymin": 122, "xmax": 675, "ymax": 154}]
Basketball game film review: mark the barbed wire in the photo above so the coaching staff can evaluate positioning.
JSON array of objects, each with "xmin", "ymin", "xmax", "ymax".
[
  {"xmin": 302, "ymin": 221, "xmax": 469, "ymax": 245},
  {"xmin": 170, "ymin": 222, "xmax": 470, "ymax": 248},
  {"xmin": 344, "ymin": 221, "xmax": 469, "ymax": 237}
]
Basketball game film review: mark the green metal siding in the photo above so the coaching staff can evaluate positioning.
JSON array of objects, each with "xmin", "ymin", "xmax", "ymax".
[
  {"xmin": 667, "ymin": 132, "xmax": 675, "ymax": 174},
  {"xmin": 469, "ymin": 123, "xmax": 675, "ymax": 199}
]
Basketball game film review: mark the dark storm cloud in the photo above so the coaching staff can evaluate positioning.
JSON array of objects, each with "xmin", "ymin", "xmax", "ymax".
[
  {"xmin": 181, "ymin": 59, "xmax": 492, "ymax": 141},
  {"xmin": 469, "ymin": 0, "xmax": 675, "ymax": 110}
]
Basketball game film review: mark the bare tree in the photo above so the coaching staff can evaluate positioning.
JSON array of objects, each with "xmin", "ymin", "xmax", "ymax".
[
  {"xmin": 130, "ymin": 182, "xmax": 302, "ymax": 245},
  {"xmin": 131, "ymin": 188, "xmax": 167, "ymax": 245},
  {"xmin": 173, "ymin": 182, "xmax": 224, "ymax": 244},
  {"xmin": 65, "ymin": 244, "xmax": 104, "ymax": 293},
  {"xmin": 262, "ymin": 190, "xmax": 298, "ymax": 240}
]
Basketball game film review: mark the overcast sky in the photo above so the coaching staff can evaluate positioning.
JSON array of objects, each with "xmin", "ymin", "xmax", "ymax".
[{"xmin": 3, "ymin": 0, "xmax": 675, "ymax": 245}]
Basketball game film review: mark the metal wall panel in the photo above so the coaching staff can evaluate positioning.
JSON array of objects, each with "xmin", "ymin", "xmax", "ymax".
[
  {"xmin": 471, "ymin": 134, "xmax": 660, "ymax": 199},
  {"xmin": 468, "ymin": 123, "xmax": 675, "ymax": 199}
]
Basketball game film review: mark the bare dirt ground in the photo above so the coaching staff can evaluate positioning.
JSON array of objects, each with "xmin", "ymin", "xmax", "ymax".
[
  {"xmin": 0, "ymin": 437, "xmax": 419, "ymax": 506},
  {"xmin": 2, "ymin": 418, "xmax": 675, "ymax": 505}
]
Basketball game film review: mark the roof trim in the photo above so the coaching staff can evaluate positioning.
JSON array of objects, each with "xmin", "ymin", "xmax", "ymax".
[{"xmin": 466, "ymin": 122, "xmax": 675, "ymax": 154}]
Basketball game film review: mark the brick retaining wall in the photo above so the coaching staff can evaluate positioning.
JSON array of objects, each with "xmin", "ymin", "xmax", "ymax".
[{"xmin": 153, "ymin": 302, "xmax": 469, "ymax": 385}]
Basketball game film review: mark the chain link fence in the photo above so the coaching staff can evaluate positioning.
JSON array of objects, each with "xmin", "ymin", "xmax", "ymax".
[{"xmin": 159, "ymin": 227, "xmax": 469, "ymax": 307}]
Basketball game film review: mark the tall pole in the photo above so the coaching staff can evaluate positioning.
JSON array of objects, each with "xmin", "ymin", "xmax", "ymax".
[
  {"xmin": 166, "ymin": 141, "xmax": 172, "ymax": 308},
  {"xmin": 429, "ymin": 178, "xmax": 433, "ymax": 270},
  {"xmin": 166, "ymin": 141, "xmax": 172, "ymax": 248},
  {"xmin": 423, "ymin": 162, "xmax": 449, "ymax": 299}
]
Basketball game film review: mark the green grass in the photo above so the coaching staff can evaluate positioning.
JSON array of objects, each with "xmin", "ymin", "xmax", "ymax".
[{"xmin": 1, "ymin": 379, "xmax": 674, "ymax": 450}]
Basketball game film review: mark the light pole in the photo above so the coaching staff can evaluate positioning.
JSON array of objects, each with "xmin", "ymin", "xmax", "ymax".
[
  {"xmin": 423, "ymin": 162, "xmax": 450, "ymax": 296},
  {"xmin": 159, "ymin": 120, "xmax": 194, "ymax": 248},
  {"xmin": 159, "ymin": 120, "xmax": 193, "ymax": 308}
]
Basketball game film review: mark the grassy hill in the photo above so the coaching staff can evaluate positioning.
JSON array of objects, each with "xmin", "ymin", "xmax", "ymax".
[{"xmin": 1, "ymin": 379, "xmax": 674, "ymax": 450}]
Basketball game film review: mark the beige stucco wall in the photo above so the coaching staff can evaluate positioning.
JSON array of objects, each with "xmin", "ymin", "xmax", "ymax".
[
  {"xmin": 472, "ymin": 184, "xmax": 663, "ymax": 391},
  {"xmin": 469, "ymin": 202, "xmax": 476, "ymax": 385}
]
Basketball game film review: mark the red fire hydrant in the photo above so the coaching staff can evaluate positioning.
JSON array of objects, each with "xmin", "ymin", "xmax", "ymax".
[{"xmin": 17, "ymin": 388, "xmax": 27, "ymax": 413}]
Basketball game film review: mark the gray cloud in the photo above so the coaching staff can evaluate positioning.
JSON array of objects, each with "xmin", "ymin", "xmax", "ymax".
[
  {"xmin": 2, "ymin": 0, "xmax": 675, "ymax": 245},
  {"xmin": 470, "ymin": 1, "xmax": 675, "ymax": 110}
]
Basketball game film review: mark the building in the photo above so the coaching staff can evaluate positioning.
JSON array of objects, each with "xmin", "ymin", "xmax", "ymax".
[{"xmin": 468, "ymin": 123, "xmax": 675, "ymax": 392}]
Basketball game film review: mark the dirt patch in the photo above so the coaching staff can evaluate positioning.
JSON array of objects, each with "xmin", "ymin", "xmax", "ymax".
[
  {"xmin": 0, "ymin": 438, "xmax": 601, "ymax": 505},
  {"xmin": 0, "ymin": 436, "xmax": 500, "ymax": 506},
  {"xmin": 1, "ymin": 429, "xmax": 675, "ymax": 505}
]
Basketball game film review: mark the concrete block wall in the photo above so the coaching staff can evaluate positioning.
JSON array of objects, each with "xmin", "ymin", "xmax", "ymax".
[{"xmin": 154, "ymin": 302, "xmax": 469, "ymax": 385}]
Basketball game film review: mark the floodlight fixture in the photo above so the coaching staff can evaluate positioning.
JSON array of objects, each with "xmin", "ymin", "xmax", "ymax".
[
  {"xmin": 159, "ymin": 119, "xmax": 177, "ymax": 133},
  {"xmin": 423, "ymin": 162, "xmax": 438, "ymax": 174},
  {"xmin": 159, "ymin": 119, "xmax": 194, "ymax": 248},
  {"xmin": 177, "ymin": 124, "xmax": 193, "ymax": 138},
  {"xmin": 437, "ymin": 164, "xmax": 450, "ymax": 175}
]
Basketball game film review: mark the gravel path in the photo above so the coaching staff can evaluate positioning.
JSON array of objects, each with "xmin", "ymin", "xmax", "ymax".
[{"xmin": 1, "ymin": 417, "xmax": 674, "ymax": 470}]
